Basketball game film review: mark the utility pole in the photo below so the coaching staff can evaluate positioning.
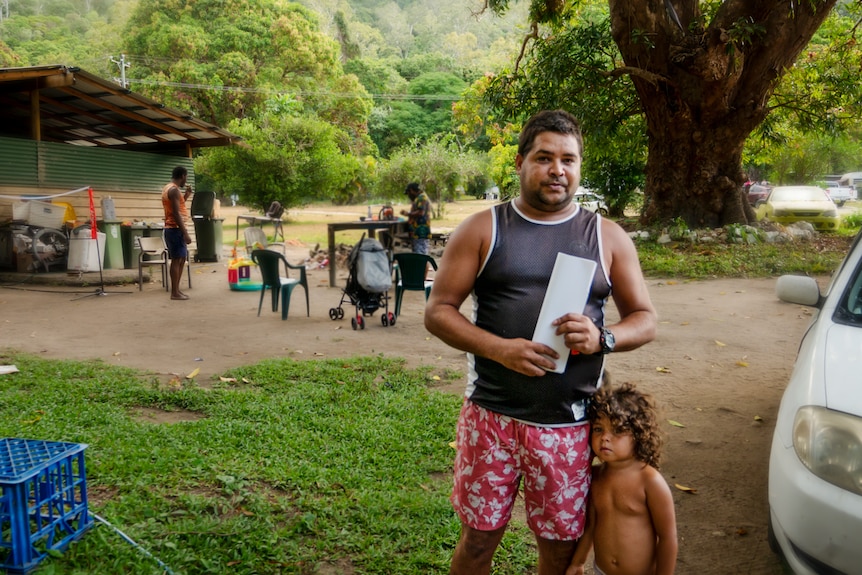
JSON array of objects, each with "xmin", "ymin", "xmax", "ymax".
[
  {"xmin": 110, "ymin": 54, "xmax": 130, "ymax": 89},
  {"xmin": 0, "ymin": 0, "xmax": 9, "ymax": 21}
]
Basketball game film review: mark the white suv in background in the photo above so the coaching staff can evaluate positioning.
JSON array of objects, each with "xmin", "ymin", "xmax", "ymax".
[
  {"xmin": 819, "ymin": 181, "xmax": 857, "ymax": 206},
  {"xmin": 572, "ymin": 187, "xmax": 609, "ymax": 216}
]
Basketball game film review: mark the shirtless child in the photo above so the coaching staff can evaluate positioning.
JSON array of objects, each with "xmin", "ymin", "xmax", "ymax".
[{"xmin": 567, "ymin": 383, "xmax": 678, "ymax": 575}]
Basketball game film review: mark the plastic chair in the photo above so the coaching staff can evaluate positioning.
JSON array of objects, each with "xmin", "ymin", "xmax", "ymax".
[
  {"xmin": 393, "ymin": 253, "xmax": 437, "ymax": 318},
  {"xmin": 251, "ymin": 249, "xmax": 309, "ymax": 320},
  {"xmin": 137, "ymin": 236, "xmax": 192, "ymax": 291},
  {"xmin": 244, "ymin": 226, "xmax": 285, "ymax": 255},
  {"xmin": 136, "ymin": 236, "xmax": 168, "ymax": 291}
]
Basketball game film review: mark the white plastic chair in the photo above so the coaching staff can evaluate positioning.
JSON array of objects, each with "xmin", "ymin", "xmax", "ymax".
[
  {"xmin": 136, "ymin": 236, "xmax": 168, "ymax": 291},
  {"xmin": 244, "ymin": 226, "xmax": 285, "ymax": 255},
  {"xmin": 137, "ymin": 236, "xmax": 191, "ymax": 291}
]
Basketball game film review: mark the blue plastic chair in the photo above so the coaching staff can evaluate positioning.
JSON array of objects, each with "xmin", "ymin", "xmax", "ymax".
[{"xmin": 251, "ymin": 249, "xmax": 309, "ymax": 320}]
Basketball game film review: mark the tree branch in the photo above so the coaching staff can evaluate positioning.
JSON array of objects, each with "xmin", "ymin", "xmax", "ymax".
[
  {"xmin": 471, "ymin": 0, "xmax": 490, "ymax": 19},
  {"xmin": 850, "ymin": 13, "xmax": 862, "ymax": 39},
  {"xmin": 514, "ymin": 22, "xmax": 539, "ymax": 74},
  {"xmin": 603, "ymin": 65, "xmax": 668, "ymax": 86}
]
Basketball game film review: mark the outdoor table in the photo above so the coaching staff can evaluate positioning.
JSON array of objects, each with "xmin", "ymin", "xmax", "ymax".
[
  {"xmin": 327, "ymin": 218, "xmax": 406, "ymax": 287},
  {"xmin": 235, "ymin": 214, "xmax": 284, "ymax": 243}
]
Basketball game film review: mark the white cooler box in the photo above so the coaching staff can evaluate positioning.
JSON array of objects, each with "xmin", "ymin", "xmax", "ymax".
[{"xmin": 68, "ymin": 229, "xmax": 105, "ymax": 272}]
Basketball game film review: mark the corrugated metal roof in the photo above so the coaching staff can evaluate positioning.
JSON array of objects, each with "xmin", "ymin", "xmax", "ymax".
[{"xmin": 0, "ymin": 64, "xmax": 242, "ymax": 152}]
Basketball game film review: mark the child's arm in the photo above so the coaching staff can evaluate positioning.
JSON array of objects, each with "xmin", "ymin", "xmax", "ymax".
[
  {"xmin": 566, "ymin": 494, "xmax": 594, "ymax": 575},
  {"xmin": 646, "ymin": 470, "xmax": 678, "ymax": 575}
]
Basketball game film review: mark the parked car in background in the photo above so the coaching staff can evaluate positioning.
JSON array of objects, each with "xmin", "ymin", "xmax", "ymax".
[
  {"xmin": 769, "ymin": 231, "xmax": 862, "ymax": 574},
  {"xmin": 747, "ymin": 182, "xmax": 772, "ymax": 206},
  {"xmin": 819, "ymin": 181, "xmax": 857, "ymax": 207},
  {"xmin": 572, "ymin": 188, "xmax": 609, "ymax": 216},
  {"xmin": 755, "ymin": 185, "xmax": 840, "ymax": 230},
  {"xmin": 839, "ymin": 171, "xmax": 862, "ymax": 195}
]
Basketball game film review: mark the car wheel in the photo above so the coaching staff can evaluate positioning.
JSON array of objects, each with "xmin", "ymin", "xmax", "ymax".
[
  {"xmin": 598, "ymin": 208, "xmax": 609, "ymax": 216},
  {"xmin": 838, "ymin": 201, "xmax": 846, "ymax": 207}
]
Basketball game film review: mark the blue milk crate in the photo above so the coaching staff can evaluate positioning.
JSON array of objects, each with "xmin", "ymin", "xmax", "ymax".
[{"xmin": 0, "ymin": 438, "xmax": 93, "ymax": 574}]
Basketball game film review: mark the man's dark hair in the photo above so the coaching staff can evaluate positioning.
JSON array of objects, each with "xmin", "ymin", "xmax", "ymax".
[
  {"xmin": 172, "ymin": 166, "xmax": 188, "ymax": 180},
  {"xmin": 405, "ymin": 182, "xmax": 421, "ymax": 194},
  {"xmin": 517, "ymin": 110, "xmax": 583, "ymax": 158}
]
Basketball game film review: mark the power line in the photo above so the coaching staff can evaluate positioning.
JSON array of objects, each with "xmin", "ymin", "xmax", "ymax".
[{"xmin": 127, "ymin": 78, "xmax": 460, "ymax": 101}]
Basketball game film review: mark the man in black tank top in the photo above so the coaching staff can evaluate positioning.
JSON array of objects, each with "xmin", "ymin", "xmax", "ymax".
[{"xmin": 425, "ymin": 110, "xmax": 658, "ymax": 575}]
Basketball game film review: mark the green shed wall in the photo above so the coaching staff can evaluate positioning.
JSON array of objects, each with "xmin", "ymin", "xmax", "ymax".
[{"xmin": 0, "ymin": 136, "xmax": 194, "ymax": 224}]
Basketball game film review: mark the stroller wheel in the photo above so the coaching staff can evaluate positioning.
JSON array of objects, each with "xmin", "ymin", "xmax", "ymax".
[
  {"xmin": 329, "ymin": 308, "xmax": 340, "ymax": 321},
  {"xmin": 381, "ymin": 314, "xmax": 389, "ymax": 327},
  {"xmin": 358, "ymin": 316, "xmax": 366, "ymax": 330},
  {"xmin": 388, "ymin": 312, "xmax": 396, "ymax": 326},
  {"xmin": 337, "ymin": 308, "xmax": 344, "ymax": 319},
  {"xmin": 351, "ymin": 317, "xmax": 358, "ymax": 330}
]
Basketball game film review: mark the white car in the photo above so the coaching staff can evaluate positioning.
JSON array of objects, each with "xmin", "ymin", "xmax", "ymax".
[
  {"xmin": 572, "ymin": 188, "xmax": 609, "ymax": 216},
  {"xmin": 820, "ymin": 181, "xmax": 857, "ymax": 207},
  {"xmin": 769, "ymin": 232, "xmax": 862, "ymax": 574}
]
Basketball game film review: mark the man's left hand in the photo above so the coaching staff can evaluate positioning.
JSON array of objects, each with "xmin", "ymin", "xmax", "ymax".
[{"xmin": 552, "ymin": 313, "xmax": 601, "ymax": 355}]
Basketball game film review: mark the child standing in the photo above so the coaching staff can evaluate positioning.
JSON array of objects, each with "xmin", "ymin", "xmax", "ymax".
[{"xmin": 568, "ymin": 382, "xmax": 678, "ymax": 575}]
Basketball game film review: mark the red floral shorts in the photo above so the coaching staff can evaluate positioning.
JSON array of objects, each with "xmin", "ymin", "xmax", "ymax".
[{"xmin": 451, "ymin": 399, "xmax": 592, "ymax": 540}]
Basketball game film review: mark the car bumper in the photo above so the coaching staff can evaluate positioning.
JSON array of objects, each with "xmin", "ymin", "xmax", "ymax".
[
  {"xmin": 769, "ymin": 434, "xmax": 862, "ymax": 574},
  {"xmin": 770, "ymin": 216, "xmax": 840, "ymax": 230}
]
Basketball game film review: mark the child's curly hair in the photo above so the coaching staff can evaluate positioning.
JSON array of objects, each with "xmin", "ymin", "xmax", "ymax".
[{"xmin": 588, "ymin": 381, "xmax": 663, "ymax": 469}]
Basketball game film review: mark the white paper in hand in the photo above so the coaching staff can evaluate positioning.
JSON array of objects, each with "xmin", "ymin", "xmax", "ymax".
[{"xmin": 531, "ymin": 253, "xmax": 597, "ymax": 374}]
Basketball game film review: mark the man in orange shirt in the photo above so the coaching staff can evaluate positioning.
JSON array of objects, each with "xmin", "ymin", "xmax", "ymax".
[{"xmin": 161, "ymin": 166, "xmax": 193, "ymax": 300}]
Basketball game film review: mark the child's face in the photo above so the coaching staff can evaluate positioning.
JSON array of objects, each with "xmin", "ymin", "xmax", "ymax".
[{"xmin": 591, "ymin": 413, "xmax": 636, "ymax": 464}]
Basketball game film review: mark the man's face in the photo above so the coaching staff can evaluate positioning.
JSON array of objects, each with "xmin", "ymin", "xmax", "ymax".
[{"xmin": 515, "ymin": 131, "xmax": 581, "ymax": 213}]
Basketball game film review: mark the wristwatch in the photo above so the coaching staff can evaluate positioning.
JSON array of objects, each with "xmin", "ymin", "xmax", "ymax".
[{"xmin": 598, "ymin": 326, "xmax": 616, "ymax": 354}]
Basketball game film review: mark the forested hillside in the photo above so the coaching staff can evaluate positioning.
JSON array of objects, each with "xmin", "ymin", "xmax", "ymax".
[
  {"xmin": 0, "ymin": 0, "xmax": 527, "ymax": 84},
  {"xmin": 0, "ymin": 0, "xmax": 524, "ymax": 208}
]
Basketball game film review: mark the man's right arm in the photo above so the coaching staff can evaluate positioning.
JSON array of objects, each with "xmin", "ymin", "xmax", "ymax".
[{"xmin": 424, "ymin": 211, "xmax": 558, "ymax": 376}]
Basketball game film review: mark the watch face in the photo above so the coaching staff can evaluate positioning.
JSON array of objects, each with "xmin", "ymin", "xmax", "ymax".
[{"xmin": 602, "ymin": 328, "xmax": 615, "ymax": 353}]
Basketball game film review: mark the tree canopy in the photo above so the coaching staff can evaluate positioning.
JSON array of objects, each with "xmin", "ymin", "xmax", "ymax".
[
  {"xmin": 484, "ymin": 0, "xmax": 856, "ymax": 228},
  {"xmin": 196, "ymin": 103, "xmax": 366, "ymax": 210}
]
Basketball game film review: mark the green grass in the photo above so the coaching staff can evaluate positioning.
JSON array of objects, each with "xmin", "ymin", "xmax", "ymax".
[
  {"xmin": 0, "ymin": 353, "xmax": 539, "ymax": 574},
  {"xmin": 636, "ymin": 238, "xmax": 852, "ymax": 278}
]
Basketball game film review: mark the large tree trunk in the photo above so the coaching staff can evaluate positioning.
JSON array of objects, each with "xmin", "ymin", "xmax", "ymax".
[
  {"xmin": 640, "ymin": 104, "xmax": 754, "ymax": 228},
  {"xmin": 608, "ymin": 0, "xmax": 838, "ymax": 228}
]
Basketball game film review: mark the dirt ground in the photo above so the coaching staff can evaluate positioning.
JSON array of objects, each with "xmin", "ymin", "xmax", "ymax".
[{"xmin": 0, "ymin": 215, "xmax": 811, "ymax": 574}]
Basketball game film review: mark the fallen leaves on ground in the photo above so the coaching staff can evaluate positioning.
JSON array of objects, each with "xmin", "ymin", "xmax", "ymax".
[{"xmin": 675, "ymin": 484, "xmax": 698, "ymax": 494}]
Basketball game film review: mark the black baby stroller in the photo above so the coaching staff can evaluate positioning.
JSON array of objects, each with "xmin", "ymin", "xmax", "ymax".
[{"xmin": 329, "ymin": 235, "xmax": 396, "ymax": 330}]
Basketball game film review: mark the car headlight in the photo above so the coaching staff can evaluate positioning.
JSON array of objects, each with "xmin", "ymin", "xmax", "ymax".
[
  {"xmin": 824, "ymin": 209, "xmax": 838, "ymax": 217},
  {"xmin": 772, "ymin": 208, "xmax": 788, "ymax": 216},
  {"xmin": 793, "ymin": 406, "xmax": 862, "ymax": 495}
]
